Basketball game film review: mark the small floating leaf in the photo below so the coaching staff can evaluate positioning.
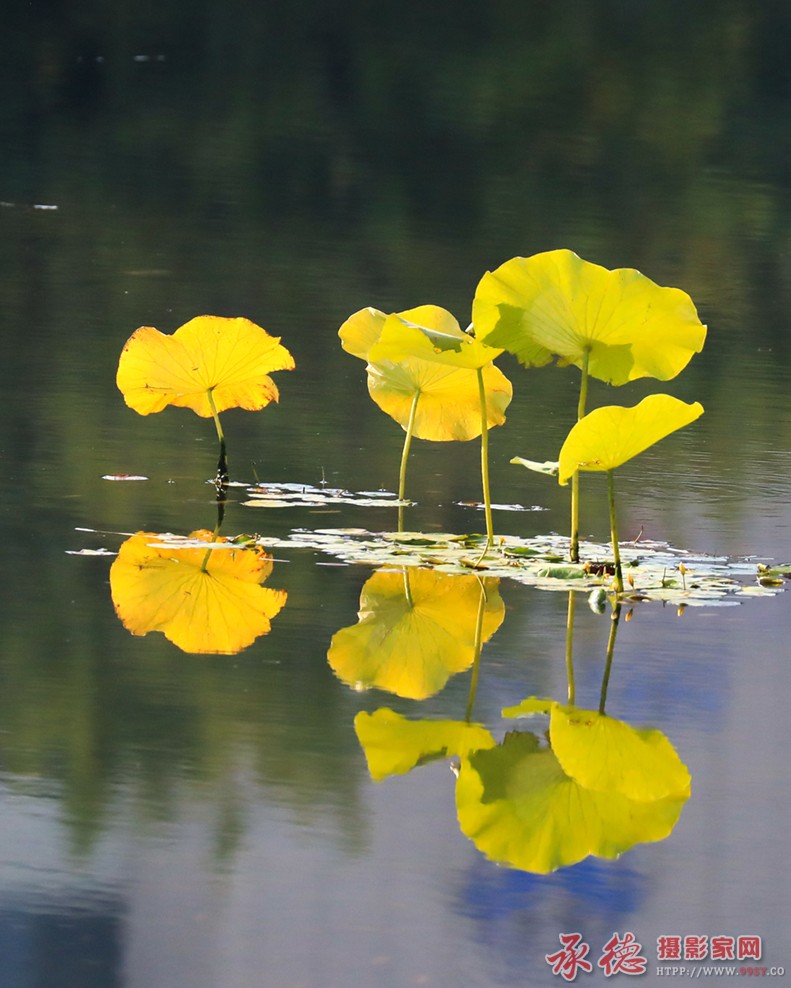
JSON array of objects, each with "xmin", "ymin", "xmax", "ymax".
[{"xmin": 510, "ymin": 457, "xmax": 560, "ymax": 477}]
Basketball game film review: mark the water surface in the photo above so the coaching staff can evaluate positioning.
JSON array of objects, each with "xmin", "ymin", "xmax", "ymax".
[{"xmin": 2, "ymin": 4, "xmax": 791, "ymax": 985}]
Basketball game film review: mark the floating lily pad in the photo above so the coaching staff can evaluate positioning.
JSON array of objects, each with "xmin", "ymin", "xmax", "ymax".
[
  {"xmin": 251, "ymin": 528, "xmax": 783, "ymax": 607},
  {"xmin": 243, "ymin": 482, "xmax": 408, "ymax": 509}
]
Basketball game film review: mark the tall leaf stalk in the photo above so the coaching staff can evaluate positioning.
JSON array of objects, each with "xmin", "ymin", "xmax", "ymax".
[
  {"xmin": 570, "ymin": 347, "xmax": 591, "ymax": 563},
  {"xmin": 477, "ymin": 367, "xmax": 495, "ymax": 547},
  {"xmin": 397, "ymin": 390, "xmax": 421, "ymax": 531}
]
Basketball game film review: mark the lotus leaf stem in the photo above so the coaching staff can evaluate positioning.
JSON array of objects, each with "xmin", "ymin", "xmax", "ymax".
[
  {"xmin": 607, "ymin": 468, "xmax": 624, "ymax": 593},
  {"xmin": 398, "ymin": 389, "xmax": 421, "ymax": 531},
  {"xmin": 570, "ymin": 347, "xmax": 591, "ymax": 562},
  {"xmin": 200, "ymin": 513, "xmax": 225, "ymax": 574},
  {"xmin": 206, "ymin": 388, "xmax": 228, "ymax": 487},
  {"xmin": 476, "ymin": 367, "xmax": 495, "ymax": 548},
  {"xmin": 465, "ymin": 577, "xmax": 488, "ymax": 722},
  {"xmin": 565, "ymin": 590, "xmax": 576, "ymax": 705},
  {"xmin": 402, "ymin": 567, "xmax": 414, "ymax": 609},
  {"xmin": 599, "ymin": 603, "xmax": 622, "ymax": 714}
]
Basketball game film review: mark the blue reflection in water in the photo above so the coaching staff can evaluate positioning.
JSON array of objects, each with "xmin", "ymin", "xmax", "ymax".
[
  {"xmin": 456, "ymin": 856, "xmax": 645, "ymax": 980},
  {"xmin": 0, "ymin": 902, "xmax": 122, "ymax": 988},
  {"xmin": 459, "ymin": 855, "xmax": 644, "ymax": 923}
]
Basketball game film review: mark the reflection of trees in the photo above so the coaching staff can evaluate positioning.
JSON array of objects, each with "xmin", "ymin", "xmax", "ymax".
[{"xmin": 0, "ymin": 550, "xmax": 366, "ymax": 855}]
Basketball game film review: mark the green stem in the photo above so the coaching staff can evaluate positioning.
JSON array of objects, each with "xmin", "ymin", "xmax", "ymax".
[
  {"xmin": 476, "ymin": 367, "xmax": 494, "ymax": 548},
  {"xmin": 402, "ymin": 567, "xmax": 414, "ymax": 609},
  {"xmin": 599, "ymin": 603, "xmax": 622, "ymax": 714},
  {"xmin": 570, "ymin": 348, "xmax": 591, "ymax": 563},
  {"xmin": 200, "ymin": 514, "xmax": 225, "ymax": 574},
  {"xmin": 607, "ymin": 469, "xmax": 624, "ymax": 593},
  {"xmin": 465, "ymin": 577, "xmax": 488, "ymax": 722},
  {"xmin": 397, "ymin": 390, "xmax": 421, "ymax": 532},
  {"xmin": 206, "ymin": 388, "xmax": 228, "ymax": 486},
  {"xmin": 565, "ymin": 590, "xmax": 576, "ymax": 706}
]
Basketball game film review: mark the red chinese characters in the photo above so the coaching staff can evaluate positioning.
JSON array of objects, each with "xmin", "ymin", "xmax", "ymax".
[
  {"xmin": 598, "ymin": 932, "xmax": 647, "ymax": 977},
  {"xmin": 545, "ymin": 933, "xmax": 594, "ymax": 981}
]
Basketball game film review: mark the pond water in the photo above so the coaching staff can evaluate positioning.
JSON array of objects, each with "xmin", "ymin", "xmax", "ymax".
[{"xmin": 2, "ymin": 3, "xmax": 791, "ymax": 986}]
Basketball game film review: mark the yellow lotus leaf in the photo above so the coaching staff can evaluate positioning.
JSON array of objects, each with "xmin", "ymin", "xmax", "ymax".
[
  {"xmin": 369, "ymin": 309, "xmax": 504, "ymax": 370},
  {"xmin": 503, "ymin": 697, "xmax": 691, "ymax": 801},
  {"xmin": 339, "ymin": 305, "xmax": 512, "ymax": 440},
  {"xmin": 473, "ymin": 249, "xmax": 707, "ymax": 385},
  {"xmin": 367, "ymin": 359, "xmax": 512, "ymax": 441},
  {"xmin": 110, "ymin": 530, "xmax": 287, "ymax": 654},
  {"xmin": 354, "ymin": 708, "xmax": 496, "ymax": 781},
  {"xmin": 548, "ymin": 704, "xmax": 691, "ymax": 802},
  {"xmin": 338, "ymin": 306, "xmax": 388, "ymax": 360},
  {"xmin": 117, "ymin": 315, "xmax": 295, "ymax": 417},
  {"xmin": 327, "ymin": 568, "xmax": 505, "ymax": 699},
  {"xmin": 455, "ymin": 732, "xmax": 688, "ymax": 873},
  {"xmin": 558, "ymin": 394, "xmax": 704, "ymax": 485}
]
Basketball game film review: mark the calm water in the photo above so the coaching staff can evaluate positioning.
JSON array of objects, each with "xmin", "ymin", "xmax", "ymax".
[{"xmin": 2, "ymin": 3, "xmax": 791, "ymax": 985}]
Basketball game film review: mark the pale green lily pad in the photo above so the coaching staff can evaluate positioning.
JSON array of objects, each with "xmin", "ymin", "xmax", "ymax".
[
  {"xmin": 243, "ymin": 482, "xmax": 408, "ymax": 509},
  {"xmin": 355, "ymin": 708, "xmax": 496, "ymax": 781},
  {"xmin": 75, "ymin": 523, "xmax": 783, "ymax": 608},
  {"xmin": 250, "ymin": 528, "xmax": 781, "ymax": 607}
]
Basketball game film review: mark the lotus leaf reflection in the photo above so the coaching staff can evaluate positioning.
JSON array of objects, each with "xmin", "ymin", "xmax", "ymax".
[
  {"xmin": 354, "ymin": 708, "xmax": 496, "ymax": 781},
  {"xmin": 327, "ymin": 568, "xmax": 504, "ymax": 699},
  {"xmin": 110, "ymin": 530, "xmax": 287, "ymax": 654},
  {"xmin": 456, "ymin": 731, "xmax": 688, "ymax": 874}
]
